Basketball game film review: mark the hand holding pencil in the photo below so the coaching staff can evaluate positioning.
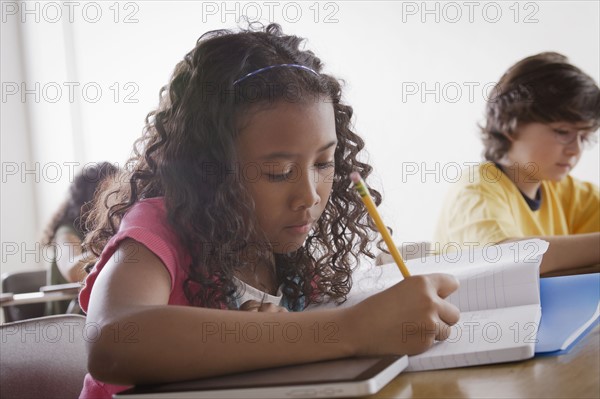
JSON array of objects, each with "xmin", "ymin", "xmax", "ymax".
[
  {"xmin": 349, "ymin": 172, "xmax": 462, "ymax": 354},
  {"xmin": 350, "ymin": 172, "xmax": 411, "ymax": 278}
]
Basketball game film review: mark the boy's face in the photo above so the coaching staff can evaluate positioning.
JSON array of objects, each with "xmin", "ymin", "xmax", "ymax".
[
  {"xmin": 506, "ymin": 121, "xmax": 595, "ymax": 181},
  {"xmin": 235, "ymin": 98, "xmax": 337, "ymax": 254}
]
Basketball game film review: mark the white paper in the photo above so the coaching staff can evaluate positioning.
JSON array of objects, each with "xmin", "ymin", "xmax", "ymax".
[{"xmin": 306, "ymin": 239, "xmax": 549, "ymax": 371}]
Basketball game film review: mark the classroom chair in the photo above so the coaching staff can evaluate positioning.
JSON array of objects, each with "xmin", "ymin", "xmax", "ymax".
[
  {"xmin": 0, "ymin": 314, "xmax": 88, "ymax": 399},
  {"xmin": 1, "ymin": 269, "xmax": 47, "ymax": 322},
  {"xmin": 1, "ymin": 269, "xmax": 81, "ymax": 323}
]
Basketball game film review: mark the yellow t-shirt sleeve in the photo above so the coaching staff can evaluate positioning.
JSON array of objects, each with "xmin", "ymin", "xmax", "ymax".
[
  {"xmin": 567, "ymin": 178, "xmax": 600, "ymax": 234},
  {"xmin": 435, "ymin": 164, "xmax": 599, "ymax": 248},
  {"xmin": 443, "ymin": 181, "xmax": 523, "ymax": 246},
  {"xmin": 434, "ymin": 163, "xmax": 527, "ymax": 248}
]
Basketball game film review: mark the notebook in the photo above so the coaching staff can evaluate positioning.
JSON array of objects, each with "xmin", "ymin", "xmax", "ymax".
[
  {"xmin": 113, "ymin": 355, "xmax": 408, "ymax": 399},
  {"xmin": 535, "ymin": 273, "xmax": 600, "ymax": 354},
  {"xmin": 307, "ymin": 239, "xmax": 549, "ymax": 371}
]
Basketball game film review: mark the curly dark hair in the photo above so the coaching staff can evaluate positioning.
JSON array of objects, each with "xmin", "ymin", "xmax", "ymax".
[
  {"xmin": 42, "ymin": 162, "xmax": 119, "ymax": 245},
  {"xmin": 481, "ymin": 52, "xmax": 600, "ymax": 162},
  {"xmin": 86, "ymin": 23, "xmax": 384, "ymax": 310}
]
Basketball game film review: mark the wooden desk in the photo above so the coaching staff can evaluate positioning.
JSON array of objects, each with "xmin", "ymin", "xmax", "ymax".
[
  {"xmin": 542, "ymin": 264, "xmax": 600, "ymax": 278},
  {"xmin": 0, "ymin": 291, "xmax": 78, "ymax": 307},
  {"xmin": 375, "ymin": 324, "xmax": 600, "ymax": 398},
  {"xmin": 0, "ymin": 283, "xmax": 81, "ymax": 308}
]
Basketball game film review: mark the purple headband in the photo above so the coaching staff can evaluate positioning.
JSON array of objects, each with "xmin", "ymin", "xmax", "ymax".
[{"xmin": 233, "ymin": 64, "xmax": 319, "ymax": 85}]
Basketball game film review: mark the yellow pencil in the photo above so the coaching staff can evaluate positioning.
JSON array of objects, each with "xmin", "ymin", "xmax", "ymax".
[{"xmin": 350, "ymin": 172, "xmax": 411, "ymax": 278}]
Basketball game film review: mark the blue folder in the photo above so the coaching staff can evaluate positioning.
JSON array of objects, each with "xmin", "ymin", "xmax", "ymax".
[{"xmin": 535, "ymin": 273, "xmax": 600, "ymax": 355}]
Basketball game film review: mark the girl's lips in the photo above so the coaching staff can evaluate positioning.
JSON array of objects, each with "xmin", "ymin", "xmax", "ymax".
[{"xmin": 285, "ymin": 222, "xmax": 312, "ymax": 234}]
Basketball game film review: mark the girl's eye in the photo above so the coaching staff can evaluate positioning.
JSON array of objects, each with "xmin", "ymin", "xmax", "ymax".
[
  {"xmin": 265, "ymin": 172, "xmax": 290, "ymax": 182},
  {"xmin": 315, "ymin": 161, "xmax": 335, "ymax": 170},
  {"xmin": 263, "ymin": 162, "xmax": 334, "ymax": 182}
]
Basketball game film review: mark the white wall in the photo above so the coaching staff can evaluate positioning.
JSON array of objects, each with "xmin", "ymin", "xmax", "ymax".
[
  {"xmin": 2, "ymin": 1, "xmax": 599, "ymax": 274},
  {"xmin": 1, "ymin": 11, "xmax": 39, "ymax": 275}
]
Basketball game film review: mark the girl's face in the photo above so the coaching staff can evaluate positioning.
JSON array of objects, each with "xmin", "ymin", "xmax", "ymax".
[
  {"xmin": 235, "ymin": 98, "xmax": 337, "ymax": 254},
  {"xmin": 506, "ymin": 121, "xmax": 592, "ymax": 181}
]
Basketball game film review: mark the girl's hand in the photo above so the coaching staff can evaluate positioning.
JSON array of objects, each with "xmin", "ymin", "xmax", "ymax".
[
  {"xmin": 349, "ymin": 273, "xmax": 460, "ymax": 356},
  {"xmin": 239, "ymin": 300, "xmax": 288, "ymax": 312}
]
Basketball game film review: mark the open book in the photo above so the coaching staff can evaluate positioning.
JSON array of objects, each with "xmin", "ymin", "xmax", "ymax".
[{"xmin": 307, "ymin": 239, "xmax": 549, "ymax": 371}]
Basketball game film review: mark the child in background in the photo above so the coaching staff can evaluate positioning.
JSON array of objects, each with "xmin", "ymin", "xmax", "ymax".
[
  {"xmin": 41, "ymin": 161, "xmax": 118, "ymax": 314},
  {"xmin": 434, "ymin": 52, "xmax": 600, "ymax": 274},
  {"xmin": 80, "ymin": 24, "xmax": 460, "ymax": 398}
]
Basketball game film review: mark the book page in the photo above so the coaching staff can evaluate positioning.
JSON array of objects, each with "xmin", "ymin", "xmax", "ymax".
[
  {"xmin": 307, "ymin": 239, "xmax": 547, "ymax": 312},
  {"xmin": 441, "ymin": 262, "xmax": 540, "ymax": 312},
  {"xmin": 407, "ymin": 305, "xmax": 542, "ymax": 371}
]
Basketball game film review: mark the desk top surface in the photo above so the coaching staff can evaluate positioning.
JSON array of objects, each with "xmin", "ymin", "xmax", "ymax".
[{"xmin": 375, "ymin": 324, "xmax": 599, "ymax": 398}]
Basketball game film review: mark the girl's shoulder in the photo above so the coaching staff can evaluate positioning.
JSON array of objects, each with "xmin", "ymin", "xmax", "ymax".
[
  {"xmin": 118, "ymin": 197, "xmax": 185, "ymax": 260},
  {"xmin": 80, "ymin": 196, "xmax": 192, "ymax": 312},
  {"xmin": 120, "ymin": 197, "xmax": 168, "ymax": 229}
]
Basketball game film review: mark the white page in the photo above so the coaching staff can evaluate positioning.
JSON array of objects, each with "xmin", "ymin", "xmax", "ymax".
[
  {"xmin": 443, "ymin": 261, "xmax": 541, "ymax": 312},
  {"xmin": 307, "ymin": 239, "xmax": 548, "ymax": 312},
  {"xmin": 407, "ymin": 305, "xmax": 542, "ymax": 371},
  {"xmin": 305, "ymin": 239, "xmax": 548, "ymax": 371}
]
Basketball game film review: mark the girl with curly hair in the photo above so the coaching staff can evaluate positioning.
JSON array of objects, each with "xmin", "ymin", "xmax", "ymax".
[
  {"xmin": 80, "ymin": 23, "xmax": 459, "ymax": 398},
  {"xmin": 41, "ymin": 161, "xmax": 118, "ymax": 314}
]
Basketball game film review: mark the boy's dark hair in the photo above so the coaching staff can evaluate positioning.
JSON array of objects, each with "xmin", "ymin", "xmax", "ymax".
[
  {"xmin": 86, "ymin": 23, "xmax": 383, "ymax": 310},
  {"xmin": 481, "ymin": 52, "xmax": 600, "ymax": 162}
]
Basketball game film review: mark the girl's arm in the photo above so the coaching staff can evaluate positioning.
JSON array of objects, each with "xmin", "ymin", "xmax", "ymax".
[
  {"xmin": 86, "ymin": 239, "xmax": 460, "ymax": 385},
  {"xmin": 55, "ymin": 226, "xmax": 90, "ymax": 282}
]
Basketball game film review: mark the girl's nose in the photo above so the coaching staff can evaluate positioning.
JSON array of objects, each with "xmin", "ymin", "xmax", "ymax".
[{"xmin": 290, "ymin": 171, "xmax": 321, "ymax": 211}]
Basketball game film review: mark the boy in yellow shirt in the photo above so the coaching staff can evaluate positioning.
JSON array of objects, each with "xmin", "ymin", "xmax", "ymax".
[{"xmin": 434, "ymin": 52, "xmax": 599, "ymax": 274}]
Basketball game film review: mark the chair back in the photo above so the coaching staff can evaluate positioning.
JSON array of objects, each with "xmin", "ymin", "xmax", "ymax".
[
  {"xmin": 0, "ymin": 314, "xmax": 88, "ymax": 399},
  {"xmin": 1, "ymin": 269, "xmax": 47, "ymax": 322}
]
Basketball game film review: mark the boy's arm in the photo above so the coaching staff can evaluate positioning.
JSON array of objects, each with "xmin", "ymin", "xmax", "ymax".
[
  {"xmin": 536, "ymin": 180, "xmax": 599, "ymax": 274},
  {"xmin": 86, "ymin": 239, "xmax": 460, "ymax": 385},
  {"xmin": 502, "ymin": 232, "xmax": 600, "ymax": 274}
]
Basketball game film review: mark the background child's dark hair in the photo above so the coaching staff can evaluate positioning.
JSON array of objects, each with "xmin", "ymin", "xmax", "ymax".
[
  {"xmin": 42, "ymin": 161, "xmax": 119, "ymax": 245},
  {"xmin": 481, "ymin": 52, "xmax": 600, "ymax": 162},
  {"xmin": 86, "ymin": 23, "xmax": 383, "ymax": 310}
]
